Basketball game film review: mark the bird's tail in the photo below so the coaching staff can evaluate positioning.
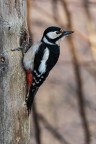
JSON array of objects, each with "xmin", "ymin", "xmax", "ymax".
[{"xmin": 26, "ymin": 86, "xmax": 38, "ymax": 115}]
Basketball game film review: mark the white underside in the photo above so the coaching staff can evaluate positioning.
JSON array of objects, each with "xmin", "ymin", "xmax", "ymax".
[
  {"xmin": 23, "ymin": 42, "xmax": 49, "ymax": 75},
  {"xmin": 23, "ymin": 42, "xmax": 41, "ymax": 71}
]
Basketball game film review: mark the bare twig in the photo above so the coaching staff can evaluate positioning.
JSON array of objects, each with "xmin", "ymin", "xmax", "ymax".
[{"xmin": 59, "ymin": 0, "xmax": 91, "ymax": 143}]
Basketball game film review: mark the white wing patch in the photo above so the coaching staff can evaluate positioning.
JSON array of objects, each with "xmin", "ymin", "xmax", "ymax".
[{"xmin": 39, "ymin": 48, "xmax": 49, "ymax": 74}]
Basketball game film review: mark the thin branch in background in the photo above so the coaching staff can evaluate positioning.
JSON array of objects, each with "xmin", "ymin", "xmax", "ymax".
[
  {"xmin": 83, "ymin": 0, "xmax": 96, "ymax": 62},
  {"xmin": 82, "ymin": 0, "xmax": 96, "ymax": 88},
  {"xmin": 83, "ymin": 0, "xmax": 91, "ymax": 19},
  {"xmin": 51, "ymin": 0, "xmax": 58, "ymax": 22},
  {"xmin": 32, "ymin": 102, "xmax": 41, "ymax": 144},
  {"xmin": 33, "ymin": 2, "xmax": 62, "ymax": 26},
  {"xmin": 58, "ymin": 0, "xmax": 91, "ymax": 144},
  {"xmin": 33, "ymin": 2, "xmax": 89, "ymax": 42},
  {"xmin": 30, "ymin": 1, "xmax": 96, "ymax": 144},
  {"xmin": 38, "ymin": 114, "xmax": 70, "ymax": 144}
]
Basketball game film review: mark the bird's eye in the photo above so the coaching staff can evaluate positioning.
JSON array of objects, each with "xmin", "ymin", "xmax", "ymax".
[{"xmin": 56, "ymin": 31, "xmax": 60, "ymax": 34}]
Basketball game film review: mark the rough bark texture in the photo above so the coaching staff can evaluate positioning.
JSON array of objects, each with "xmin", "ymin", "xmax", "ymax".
[{"xmin": 0, "ymin": 0, "xmax": 30, "ymax": 144}]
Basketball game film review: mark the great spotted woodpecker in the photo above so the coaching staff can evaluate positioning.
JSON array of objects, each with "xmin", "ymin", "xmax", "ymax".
[{"xmin": 23, "ymin": 26, "xmax": 74, "ymax": 114}]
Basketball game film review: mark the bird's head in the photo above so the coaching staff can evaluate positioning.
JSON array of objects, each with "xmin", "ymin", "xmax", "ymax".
[{"xmin": 42, "ymin": 26, "xmax": 74, "ymax": 45}]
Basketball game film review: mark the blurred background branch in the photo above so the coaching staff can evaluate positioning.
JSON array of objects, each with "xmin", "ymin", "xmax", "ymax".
[{"xmin": 29, "ymin": 0, "xmax": 96, "ymax": 144}]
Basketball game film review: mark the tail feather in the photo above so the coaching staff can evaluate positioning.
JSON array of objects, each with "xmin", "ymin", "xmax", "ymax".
[{"xmin": 26, "ymin": 86, "xmax": 38, "ymax": 115}]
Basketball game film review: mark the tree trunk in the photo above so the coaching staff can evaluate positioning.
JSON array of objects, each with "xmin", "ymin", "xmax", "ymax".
[{"xmin": 0, "ymin": 0, "xmax": 30, "ymax": 144}]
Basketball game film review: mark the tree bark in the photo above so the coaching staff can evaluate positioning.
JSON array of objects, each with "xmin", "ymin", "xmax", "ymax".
[{"xmin": 0, "ymin": 0, "xmax": 30, "ymax": 144}]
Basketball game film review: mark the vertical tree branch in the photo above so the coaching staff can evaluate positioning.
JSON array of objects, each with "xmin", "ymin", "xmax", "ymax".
[
  {"xmin": 0, "ymin": 0, "xmax": 30, "ymax": 143},
  {"xmin": 83, "ymin": 0, "xmax": 96, "ymax": 61},
  {"xmin": 51, "ymin": 0, "xmax": 58, "ymax": 22},
  {"xmin": 59, "ymin": 0, "xmax": 91, "ymax": 144}
]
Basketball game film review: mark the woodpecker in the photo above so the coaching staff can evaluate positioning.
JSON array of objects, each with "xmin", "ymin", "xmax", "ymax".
[{"xmin": 23, "ymin": 26, "xmax": 74, "ymax": 114}]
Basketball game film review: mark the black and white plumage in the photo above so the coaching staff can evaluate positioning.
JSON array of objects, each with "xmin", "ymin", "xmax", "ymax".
[{"xmin": 23, "ymin": 26, "xmax": 74, "ymax": 114}]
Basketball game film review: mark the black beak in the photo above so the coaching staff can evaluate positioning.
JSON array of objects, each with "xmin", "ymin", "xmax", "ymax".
[{"xmin": 63, "ymin": 31, "xmax": 74, "ymax": 36}]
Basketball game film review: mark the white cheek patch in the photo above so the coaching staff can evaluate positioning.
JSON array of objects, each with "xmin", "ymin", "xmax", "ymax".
[{"xmin": 47, "ymin": 31, "xmax": 61, "ymax": 39}]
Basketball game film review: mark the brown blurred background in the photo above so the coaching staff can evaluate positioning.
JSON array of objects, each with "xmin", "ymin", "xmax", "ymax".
[{"xmin": 30, "ymin": 0, "xmax": 96, "ymax": 144}]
